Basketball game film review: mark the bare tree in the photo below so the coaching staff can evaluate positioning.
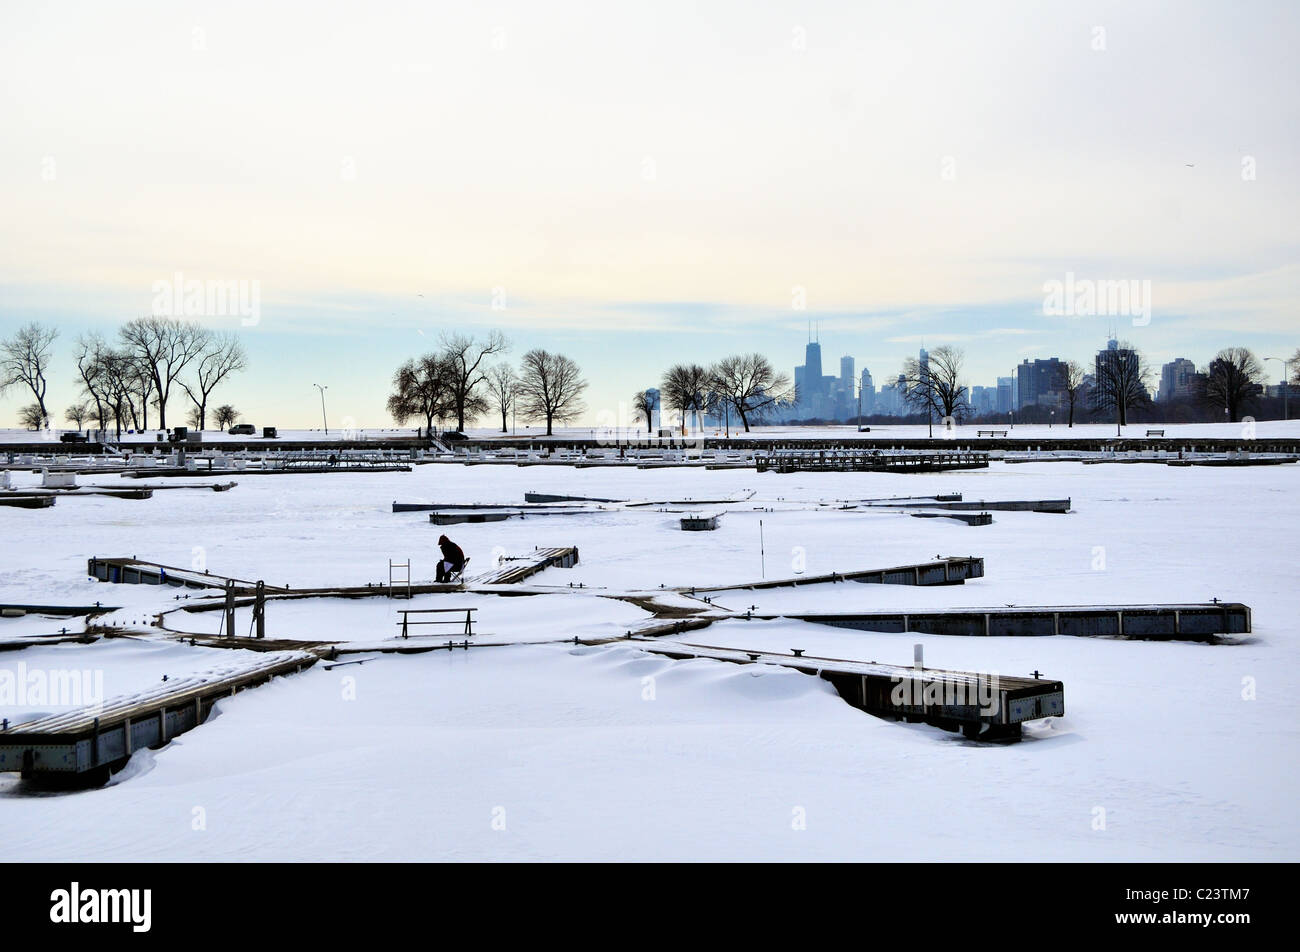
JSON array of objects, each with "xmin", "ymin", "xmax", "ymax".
[
  {"xmin": 516, "ymin": 349, "xmax": 588, "ymax": 436},
  {"xmin": 64, "ymin": 402, "xmax": 91, "ymax": 430},
  {"xmin": 440, "ymin": 331, "xmax": 508, "ymax": 432},
  {"xmin": 387, "ymin": 354, "xmax": 457, "ymax": 437},
  {"xmin": 661, "ymin": 364, "xmax": 712, "ymax": 434},
  {"xmin": 710, "ymin": 353, "xmax": 792, "ymax": 432},
  {"xmin": 0, "ymin": 322, "xmax": 59, "ymax": 426},
  {"xmin": 902, "ymin": 345, "xmax": 968, "ymax": 431},
  {"xmin": 485, "ymin": 363, "xmax": 518, "ymax": 434},
  {"xmin": 118, "ymin": 317, "xmax": 206, "ymax": 429},
  {"xmin": 632, "ymin": 390, "xmax": 656, "ymax": 433},
  {"xmin": 98, "ymin": 349, "xmax": 138, "ymax": 440},
  {"xmin": 1058, "ymin": 360, "xmax": 1088, "ymax": 427},
  {"xmin": 75, "ymin": 333, "xmax": 112, "ymax": 430},
  {"xmin": 1201, "ymin": 347, "xmax": 1263, "ymax": 423},
  {"xmin": 180, "ymin": 331, "xmax": 247, "ymax": 431},
  {"xmin": 214, "ymin": 404, "xmax": 239, "ymax": 431},
  {"xmin": 18, "ymin": 403, "xmax": 45, "ymax": 430},
  {"xmin": 1091, "ymin": 341, "xmax": 1152, "ymax": 434}
]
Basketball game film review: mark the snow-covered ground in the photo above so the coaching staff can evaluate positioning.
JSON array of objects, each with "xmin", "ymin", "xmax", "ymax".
[{"xmin": 1, "ymin": 457, "xmax": 1297, "ymax": 860}]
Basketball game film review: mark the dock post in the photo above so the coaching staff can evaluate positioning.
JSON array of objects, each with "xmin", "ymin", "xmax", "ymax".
[
  {"xmin": 254, "ymin": 581, "xmax": 266, "ymax": 639},
  {"xmin": 223, "ymin": 581, "xmax": 236, "ymax": 638}
]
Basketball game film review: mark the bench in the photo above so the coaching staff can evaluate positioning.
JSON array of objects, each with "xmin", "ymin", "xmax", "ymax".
[
  {"xmin": 1146, "ymin": 429, "xmax": 1165, "ymax": 437},
  {"xmin": 977, "ymin": 430, "xmax": 1008, "ymax": 437},
  {"xmin": 397, "ymin": 606, "xmax": 476, "ymax": 639}
]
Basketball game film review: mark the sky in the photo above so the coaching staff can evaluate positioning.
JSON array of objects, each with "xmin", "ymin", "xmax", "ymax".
[{"xmin": 2, "ymin": 0, "xmax": 1298, "ymax": 429}]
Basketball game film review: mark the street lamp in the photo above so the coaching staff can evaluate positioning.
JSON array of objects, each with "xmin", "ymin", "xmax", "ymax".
[
  {"xmin": 1008, "ymin": 410, "xmax": 1014, "ymax": 430},
  {"xmin": 1050, "ymin": 410, "xmax": 1054, "ymax": 429},
  {"xmin": 1265, "ymin": 356, "xmax": 1291, "ymax": 421},
  {"xmin": 313, "ymin": 384, "xmax": 329, "ymax": 435}
]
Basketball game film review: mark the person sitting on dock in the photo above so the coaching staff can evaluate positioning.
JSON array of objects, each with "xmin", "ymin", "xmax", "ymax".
[{"xmin": 436, "ymin": 534, "xmax": 466, "ymax": 583}]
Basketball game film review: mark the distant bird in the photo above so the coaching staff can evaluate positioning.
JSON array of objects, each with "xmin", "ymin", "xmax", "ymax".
[{"xmin": 1185, "ymin": 163, "xmax": 1195, "ymax": 167}]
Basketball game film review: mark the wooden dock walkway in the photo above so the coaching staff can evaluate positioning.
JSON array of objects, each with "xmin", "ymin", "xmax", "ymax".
[
  {"xmin": 0, "ymin": 650, "xmax": 316, "ymax": 780},
  {"xmin": 742, "ymin": 601, "xmax": 1251, "ymax": 642},
  {"xmin": 467, "ymin": 546, "xmax": 580, "ymax": 585},
  {"xmin": 622, "ymin": 639, "xmax": 1063, "ymax": 740},
  {"xmin": 683, "ymin": 556, "xmax": 985, "ymax": 594},
  {"xmin": 87, "ymin": 557, "xmax": 292, "ymax": 594}
]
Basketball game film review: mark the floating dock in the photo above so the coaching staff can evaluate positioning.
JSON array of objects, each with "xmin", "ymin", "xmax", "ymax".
[
  {"xmin": 743, "ymin": 602, "xmax": 1251, "ymax": 642},
  {"xmin": 468, "ymin": 546, "xmax": 580, "ymax": 585},
  {"xmin": 623, "ymin": 639, "xmax": 1063, "ymax": 740},
  {"xmin": 87, "ymin": 558, "xmax": 292, "ymax": 594},
  {"xmin": 861, "ymin": 498, "xmax": 1070, "ymax": 514},
  {"xmin": 0, "ymin": 495, "xmax": 55, "ymax": 509},
  {"xmin": 909, "ymin": 511, "xmax": 993, "ymax": 526},
  {"xmin": 427, "ymin": 507, "xmax": 589, "ymax": 525},
  {"xmin": 0, "ymin": 650, "xmax": 316, "ymax": 781},
  {"xmin": 756, "ymin": 450, "xmax": 989, "ymax": 474},
  {"xmin": 686, "ymin": 556, "xmax": 985, "ymax": 593},
  {"xmin": 0, "ymin": 603, "xmax": 117, "ymax": 618},
  {"xmin": 680, "ymin": 512, "xmax": 722, "ymax": 531}
]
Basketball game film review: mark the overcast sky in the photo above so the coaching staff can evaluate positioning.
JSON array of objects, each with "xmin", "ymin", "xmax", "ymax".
[{"xmin": 2, "ymin": 0, "xmax": 1297, "ymax": 428}]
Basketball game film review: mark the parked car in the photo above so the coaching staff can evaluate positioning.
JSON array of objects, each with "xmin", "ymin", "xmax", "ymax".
[
  {"xmin": 228, "ymin": 423, "xmax": 256, "ymax": 435},
  {"xmin": 441, "ymin": 431, "xmax": 469, "ymax": 442},
  {"xmin": 59, "ymin": 432, "xmax": 89, "ymax": 443}
]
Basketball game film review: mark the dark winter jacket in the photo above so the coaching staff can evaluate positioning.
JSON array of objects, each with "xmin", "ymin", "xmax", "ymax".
[{"xmin": 437, "ymin": 536, "xmax": 465, "ymax": 569}]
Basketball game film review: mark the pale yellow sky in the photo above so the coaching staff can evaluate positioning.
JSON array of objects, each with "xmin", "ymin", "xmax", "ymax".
[{"xmin": 2, "ymin": 0, "xmax": 1297, "ymax": 425}]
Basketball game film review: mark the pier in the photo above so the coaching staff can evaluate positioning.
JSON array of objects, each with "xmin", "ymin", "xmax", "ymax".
[
  {"xmin": 623, "ymin": 639, "xmax": 1064, "ymax": 741},
  {"xmin": 742, "ymin": 602, "xmax": 1251, "ymax": 642},
  {"xmin": 0, "ymin": 650, "xmax": 317, "ymax": 782}
]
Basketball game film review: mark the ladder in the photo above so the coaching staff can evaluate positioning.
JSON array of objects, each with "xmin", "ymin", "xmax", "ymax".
[{"xmin": 388, "ymin": 559, "xmax": 412, "ymax": 599}]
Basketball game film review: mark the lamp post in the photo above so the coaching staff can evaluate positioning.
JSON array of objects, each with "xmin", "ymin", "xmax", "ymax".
[
  {"xmin": 313, "ymin": 384, "xmax": 329, "ymax": 435},
  {"xmin": 1050, "ymin": 409, "xmax": 1054, "ymax": 429},
  {"xmin": 1008, "ymin": 410, "xmax": 1014, "ymax": 430},
  {"xmin": 1265, "ymin": 356, "xmax": 1290, "ymax": 421}
]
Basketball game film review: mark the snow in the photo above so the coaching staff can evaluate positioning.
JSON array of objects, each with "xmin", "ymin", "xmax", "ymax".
[{"xmin": 1, "ymin": 454, "xmax": 1297, "ymax": 860}]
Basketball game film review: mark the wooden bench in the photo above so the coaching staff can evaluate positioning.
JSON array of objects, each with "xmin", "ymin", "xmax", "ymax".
[
  {"xmin": 977, "ymin": 430, "xmax": 1008, "ymax": 437},
  {"xmin": 1146, "ymin": 429, "xmax": 1165, "ymax": 437},
  {"xmin": 397, "ymin": 607, "xmax": 476, "ymax": 639}
]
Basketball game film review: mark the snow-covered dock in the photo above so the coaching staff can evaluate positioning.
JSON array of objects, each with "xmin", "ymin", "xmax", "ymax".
[
  {"xmin": 624, "ymin": 639, "xmax": 1064, "ymax": 740},
  {"xmin": 0, "ymin": 650, "xmax": 316, "ymax": 781},
  {"xmin": 683, "ymin": 556, "xmax": 985, "ymax": 593},
  {"xmin": 743, "ymin": 602, "xmax": 1251, "ymax": 642},
  {"xmin": 87, "ymin": 557, "xmax": 292, "ymax": 594}
]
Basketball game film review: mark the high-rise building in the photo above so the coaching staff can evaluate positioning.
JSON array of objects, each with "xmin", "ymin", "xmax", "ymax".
[
  {"xmin": 995, "ymin": 377, "xmax": 1014, "ymax": 413},
  {"xmin": 1016, "ymin": 357, "xmax": 1065, "ymax": 408},
  {"xmin": 860, "ymin": 368, "xmax": 875, "ymax": 414},
  {"xmin": 1157, "ymin": 358, "xmax": 1198, "ymax": 402}
]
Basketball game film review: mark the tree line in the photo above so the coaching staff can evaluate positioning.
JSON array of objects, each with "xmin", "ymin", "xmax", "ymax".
[
  {"xmin": 0, "ymin": 318, "xmax": 247, "ymax": 437},
  {"xmin": 634, "ymin": 355, "xmax": 793, "ymax": 434},
  {"xmin": 386, "ymin": 332, "xmax": 589, "ymax": 437}
]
